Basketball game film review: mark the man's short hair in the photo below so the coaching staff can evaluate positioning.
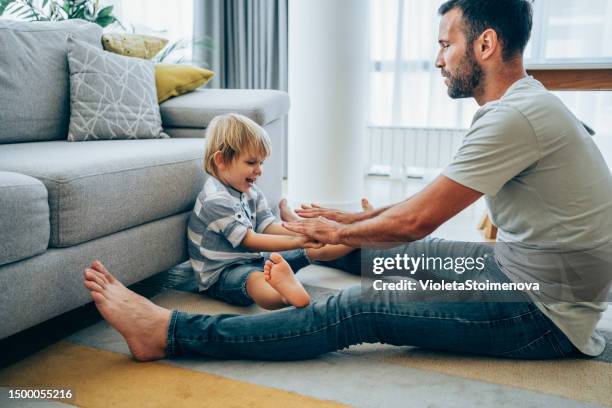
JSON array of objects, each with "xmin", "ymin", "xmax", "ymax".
[{"xmin": 438, "ymin": 0, "xmax": 533, "ymax": 60}]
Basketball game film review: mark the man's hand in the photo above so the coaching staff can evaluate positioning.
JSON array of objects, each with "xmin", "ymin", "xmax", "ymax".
[
  {"xmin": 283, "ymin": 217, "xmax": 343, "ymax": 245},
  {"xmin": 295, "ymin": 203, "xmax": 367, "ymax": 224}
]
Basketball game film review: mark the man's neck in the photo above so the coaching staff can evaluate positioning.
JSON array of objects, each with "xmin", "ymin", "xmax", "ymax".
[{"xmin": 473, "ymin": 59, "xmax": 527, "ymax": 106}]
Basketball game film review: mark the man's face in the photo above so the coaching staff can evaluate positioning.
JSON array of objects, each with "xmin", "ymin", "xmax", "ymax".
[{"xmin": 436, "ymin": 8, "xmax": 483, "ymax": 99}]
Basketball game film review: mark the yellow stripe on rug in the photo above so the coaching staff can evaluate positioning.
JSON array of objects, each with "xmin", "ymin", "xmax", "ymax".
[
  {"xmin": 348, "ymin": 346, "xmax": 612, "ymax": 406},
  {"xmin": 0, "ymin": 342, "xmax": 345, "ymax": 408}
]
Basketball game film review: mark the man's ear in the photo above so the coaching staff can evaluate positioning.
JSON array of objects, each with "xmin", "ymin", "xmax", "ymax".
[
  {"xmin": 477, "ymin": 28, "xmax": 498, "ymax": 60},
  {"xmin": 213, "ymin": 151, "xmax": 226, "ymax": 171}
]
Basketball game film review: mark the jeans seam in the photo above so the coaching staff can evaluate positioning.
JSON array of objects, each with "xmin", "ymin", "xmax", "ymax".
[
  {"xmin": 165, "ymin": 310, "xmax": 180, "ymax": 357},
  {"xmin": 300, "ymin": 248, "xmax": 313, "ymax": 264},
  {"xmin": 546, "ymin": 327, "xmax": 569, "ymax": 357},
  {"xmin": 500, "ymin": 329, "xmax": 551, "ymax": 356},
  {"xmin": 241, "ymin": 273, "xmax": 253, "ymax": 301},
  {"xmin": 184, "ymin": 308, "xmax": 540, "ymax": 344}
]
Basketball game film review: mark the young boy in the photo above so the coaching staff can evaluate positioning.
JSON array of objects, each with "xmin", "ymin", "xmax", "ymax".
[{"xmin": 188, "ymin": 113, "xmax": 355, "ymax": 310}]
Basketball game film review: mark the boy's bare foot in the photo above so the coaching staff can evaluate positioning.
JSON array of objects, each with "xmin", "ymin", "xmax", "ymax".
[
  {"xmin": 83, "ymin": 260, "xmax": 171, "ymax": 362},
  {"xmin": 279, "ymin": 198, "xmax": 301, "ymax": 222},
  {"xmin": 361, "ymin": 198, "xmax": 374, "ymax": 212},
  {"xmin": 263, "ymin": 253, "xmax": 310, "ymax": 308}
]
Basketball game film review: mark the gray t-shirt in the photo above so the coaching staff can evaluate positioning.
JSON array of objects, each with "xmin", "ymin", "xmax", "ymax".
[
  {"xmin": 443, "ymin": 76, "xmax": 612, "ymax": 356},
  {"xmin": 187, "ymin": 175, "xmax": 276, "ymax": 291}
]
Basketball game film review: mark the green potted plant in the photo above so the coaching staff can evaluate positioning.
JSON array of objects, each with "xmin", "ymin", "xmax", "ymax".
[{"xmin": 0, "ymin": 0, "xmax": 122, "ymax": 28}]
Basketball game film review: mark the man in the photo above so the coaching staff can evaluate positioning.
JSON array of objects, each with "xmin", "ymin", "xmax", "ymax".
[{"xmin": 84, "ymin": 0, "xmax": 612, "ymax": 361}]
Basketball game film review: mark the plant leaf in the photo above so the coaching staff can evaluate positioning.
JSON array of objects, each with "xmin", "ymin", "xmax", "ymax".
[
  {"xmin": 0, "ymin": 0, "xmax": 18, "ymax": 15},
  {"xmin": 95, "ymin": 15, "xmax": 114, "ymax": 27},
  {"xmin": 97, "ymin": 4, "xmax": 112, "ymax": 18}
]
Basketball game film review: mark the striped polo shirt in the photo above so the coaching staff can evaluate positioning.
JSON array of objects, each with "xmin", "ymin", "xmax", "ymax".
[{"xmin": 187, "ymin": 174, "xmax": 276, "ymax": 291}]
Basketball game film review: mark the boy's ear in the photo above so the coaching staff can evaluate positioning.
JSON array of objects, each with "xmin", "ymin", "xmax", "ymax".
[{"xmin": 213, "ymin": 151, "xmax": 226, "ymax": 170}]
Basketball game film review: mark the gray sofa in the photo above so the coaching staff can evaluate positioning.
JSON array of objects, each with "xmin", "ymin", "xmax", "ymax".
[{"xmin": 0, "ymin": 19, "xmax": 289, "ymax": 339}]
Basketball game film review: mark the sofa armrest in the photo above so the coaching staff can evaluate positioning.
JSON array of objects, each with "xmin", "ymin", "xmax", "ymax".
[{"xmin": 159, "ymin": 88, "xmax": 290, "ymax": 129}]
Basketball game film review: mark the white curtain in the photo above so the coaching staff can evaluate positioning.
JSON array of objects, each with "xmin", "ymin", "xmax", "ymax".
[{"xmin": 369, "ymin": 0, "xmax": 478, "ymax": 129}]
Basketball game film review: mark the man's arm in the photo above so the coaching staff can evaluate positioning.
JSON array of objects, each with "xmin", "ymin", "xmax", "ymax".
[
  {"xmin": 284, "ymin": 176, "xmax": 483, "ymax": 246},
  {"xmin": 241, "ymin": 229, "xmax": 322, "ymax": 252}
]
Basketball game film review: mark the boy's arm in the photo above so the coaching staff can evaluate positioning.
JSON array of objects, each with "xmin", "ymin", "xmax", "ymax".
[
  {"xmin": 241, "ymin": 229, "xmax": 322, "ymax": 252},
  {"xmin": 262, "ymin": 222, "xmax": 301, "ymax": 236}
]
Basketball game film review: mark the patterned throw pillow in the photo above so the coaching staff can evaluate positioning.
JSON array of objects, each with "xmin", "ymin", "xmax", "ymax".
[
  {"xmin": 102, "ymin": 33, "xmax": 168, "ymax": 59},
  {"xmin": 66, "ymin": 36, "xmax": 168, "ymax": 141}
]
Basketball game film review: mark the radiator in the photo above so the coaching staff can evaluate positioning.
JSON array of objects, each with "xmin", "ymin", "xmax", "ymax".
[{"xmin": 365, "ymin": 126, "xmax": 467, "ymax": 179}]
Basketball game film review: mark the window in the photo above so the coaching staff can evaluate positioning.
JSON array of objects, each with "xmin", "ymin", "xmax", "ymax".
[
  {"xmin": 106, "ymin": 0, "xmax": 193, "ymax": 43},
  {"xmin": 368, "ymin": 0, "xmax": 612, "ymax": 146},
  {"xmin": 105, "ymin": 0, "xmax": 194, "ymax": 62},
  {"xmin": 0, "ymin": 1, "xmax": 194, "ymax": 43},
  {"xmin": 526, "ymin": 0, "xmax": 612, "ymax": 64}
]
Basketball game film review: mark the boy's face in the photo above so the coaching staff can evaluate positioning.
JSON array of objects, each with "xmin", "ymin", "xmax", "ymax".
[{"xmin": 217, "ymin": 152, "xmax": 265, "ymax": 193}]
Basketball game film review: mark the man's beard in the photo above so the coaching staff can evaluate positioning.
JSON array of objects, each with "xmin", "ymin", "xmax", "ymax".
[{"xmin": 442, "ymin": 49, "xmax": 483, "ymax": 99}]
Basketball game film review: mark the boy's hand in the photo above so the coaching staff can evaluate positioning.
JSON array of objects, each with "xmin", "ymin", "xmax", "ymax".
[{"xmin": 295, "ymin": 234, "xmax": 324, "ymax": 249}]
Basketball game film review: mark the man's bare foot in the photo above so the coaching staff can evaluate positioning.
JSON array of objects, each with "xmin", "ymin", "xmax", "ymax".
[
  {"xmin": 83, "ymin": 260, "xmax": 171, "ymax": 362},
  {"xmin": 361, "ymin": 198, "xmax": 374, "ymax": 212},
  {"xmin": 263, "ymin": 253, "xmax": 310, "ymax": 308},
  {"xmin": 279, "ymin": 199, "xmax": 301, "ymax": 222}
]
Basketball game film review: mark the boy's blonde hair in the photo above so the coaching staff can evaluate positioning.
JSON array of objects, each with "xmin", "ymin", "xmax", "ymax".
[{"xmin": 204, "ymin": 113, "xmax": 272, "ymax": 177}]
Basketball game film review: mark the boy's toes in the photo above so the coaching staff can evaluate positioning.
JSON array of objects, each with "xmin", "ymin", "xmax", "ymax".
[
  {"xmin": 269, "ymin": 253, "xmax": 283, "ymax": 264},
  {"xmin": 361, "ymin": 198, "xmax": 374, "ymax": 211}
]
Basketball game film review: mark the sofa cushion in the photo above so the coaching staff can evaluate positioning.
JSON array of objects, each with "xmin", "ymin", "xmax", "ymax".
[
  {"xmin": 67, "ymin": 37, "xmax": 168, "ymax": 141},
  {"xmin": 0, "ymin": 19, "xmax": 103, "ymax": 144},
  {"xmin": 162, "ymin": 127, "xmax": 206, "ymax": 139},
  {"xmin": 160, "ymin": 88, "xmax": 290, "ymax": 128},
  {"xmin": 102, "ymin": 33, "xmax": 168, "ymax": 59},
  {"xmin": 0, "ymin": 139, "xmax": 206, "ymax": 247},
  {"xmin": 155, "ymin": 63, "xmax": 215, "ymax": 103},
  {"xmin": 0, "ymin": 172, "xmax": 50, "ymax": 266}
]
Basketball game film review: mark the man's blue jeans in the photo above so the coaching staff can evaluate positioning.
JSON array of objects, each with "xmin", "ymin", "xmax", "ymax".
[{"xmin": 166, "ymin": 238, "xmax": 579, "ymax": 360}]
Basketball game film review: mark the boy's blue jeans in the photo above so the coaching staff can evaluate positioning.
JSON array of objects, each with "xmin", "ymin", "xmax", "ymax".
[
  {"xmin": 204, "ymin": 249, "xmax": 311, "ymax": 307},
  {"xmin": 166, "ymin": 238, "xmax": 579, "ymax": 360}
]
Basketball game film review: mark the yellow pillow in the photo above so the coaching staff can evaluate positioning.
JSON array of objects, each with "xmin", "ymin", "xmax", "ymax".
[
  {"xmin": 155, "ymin": 64, "xmax": 214, "ymax": 103},
  {"xmin": 102, "ymin": 33, "xmax": 168, "ymax": 59}
]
